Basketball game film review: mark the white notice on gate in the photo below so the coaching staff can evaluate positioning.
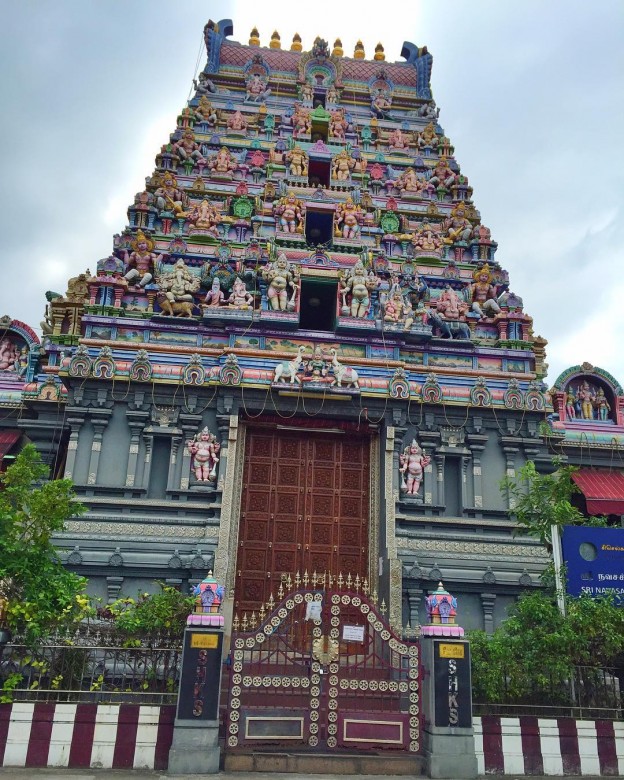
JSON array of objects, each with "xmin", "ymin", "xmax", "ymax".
[
  {"xmin": 342, "ymin": 624, "xmax": 365, "ymax": 642},
  {"xmin": 305, "ymin": 601, "xmax": 322, "ymax": 620}
]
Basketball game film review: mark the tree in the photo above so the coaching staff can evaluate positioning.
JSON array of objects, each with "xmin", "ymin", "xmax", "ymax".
[
  {"xmin": 502, "ymin": 458, "xmax": 607, "ymax": 547},
  {"xmin": 0, "ymin": 444, "xmax": 91, "ymax": 642}
]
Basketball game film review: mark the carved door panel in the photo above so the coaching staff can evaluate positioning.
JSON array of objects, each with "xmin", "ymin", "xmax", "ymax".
[{"xmin": 235, "ymin": 428, "xmax": 370, "ymax": 614}]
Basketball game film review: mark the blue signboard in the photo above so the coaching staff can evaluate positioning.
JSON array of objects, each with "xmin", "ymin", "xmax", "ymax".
[{"xmin": 561, "ymin": 525, "xmax": 624, "ymax": 603}]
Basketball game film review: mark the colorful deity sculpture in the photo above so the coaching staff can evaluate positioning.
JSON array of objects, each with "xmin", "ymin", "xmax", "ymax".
[
  {"xmin": 332, "ymin": 149, "xmax": 356, "ymax": 181},
  {"xmin": 195, "ymin": 96, "xmax": 218, "ymax": 126},
  {"xmin": 208, "ymin": 147, "xmax": 238, "ymax": 175},
  {"xmin": 444, "ymin": 202, "xmax": 473, "ymax": 244},
  {"xmin": 429, "ymin": 156, "xmax": 456, "ymax": 190},
  {"xmin": 154, "ymin": 172, "xmax": 187, "ymax": 215},
  {"xmin": 371, "ymin": 89, "xmax": 392, "ymax": 118},
  {"xmin": 227, "ymin": 110, "xmax": 248, "ymax": 132},
  {"xmin": 122, "ymin": 230, "xmax": 165, "ymax": 287},
  {"xmin": 417, "ymin": 122, "xmax": 439, "ymax": 149},
  {"xmin": 204, "ymin": 277, "xmax": 225, "ymax": 307},
  {"xmin": 329, "ymin": 108, "xmax": 347, "ymax": 140},
  {"xmin": 245, "ymin": 73, "xmax": 271, "ymax": 103},
  {"xmin": 273, "ymin": 192, "xmax": 304, "ymax": 233},
  {"xmin": 187, "ymin": 426, "xmax": 220, "ymax": 482},
  {"xmin": 292, "ymin": 105, "xmax": 311, "ymax": 138},
  {"xmin": 387, "ymin": 127, "xmax": 408, "ymax": 150},
  {"xmin": 425, "ymin": 582, "xmax": 458, "ymax": 625},
  {"xmin": 173, "ymin": 129, "xmax": 205, "ymax": 166},
  {"xmin": 396, "ymin": 167, "xmax": 429, "ymax": 196},
  {"xmin": 187, "ymin": 199, "xmax": 221, "ymax": 237},
  {"xmin": 158, "ymin": 259, "xmax": 200, "ymax": 304},
  {"xmin": 595, "ymin": 387, "xmax": 611, "ymax": 420},
  {"xmin": 340, "ymin": 261, "xmax": 378, "ymax": 318},
  {"xmin": 436, "ymin": 284, "xmax": 468, "ymax": 320},
  {"xmin": 285, "ymin": 145, "xmax": 308, "ymax": 177},
  {"xmin": 0, "ymin": 338, "xmax": 19, "ymax": 372},
  {"xmin": 576, "ymin": 380, "xmax": 596, "ymax": 419},
  {"xmin": 262, "ymin": 253, "xmax": 300, "ymax": 311},
  {"xmin": 399, "ymin": 438, "xmax": 431, "ymax": 495},
  {"xmin": 227, "ymin": 277, "xmax": 254, "ymax": 309},
  {"xmin": 335, "ymin": 197, "xmax": 363, "ymax": 239},
  {"xmin": 469, "ymin": 264, "xmax": 501, "ymax": 319},
  {"xmin": 411, "ymin": 222, "xmax": 444, "ymax": 254}
]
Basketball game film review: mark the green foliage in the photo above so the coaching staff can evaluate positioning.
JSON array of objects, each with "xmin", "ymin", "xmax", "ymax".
[
  {"xmin": 470, "ymin": 589, "xmax": 624, "ymax": 704},
  {"xmin": 0, "ymin": 445, "xmax": 92, "ymax": 643},
  {"xmin": 502, "ymin": 458, "xmax": 607, "ymax": 547},
  {"xmin": 100, "ymin": 583, "xmax": 195, "ymax": 638}
]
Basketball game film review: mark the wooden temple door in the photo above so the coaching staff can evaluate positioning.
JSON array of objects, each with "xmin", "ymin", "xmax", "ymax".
[{"xmin": 235, "ymin": 426, "xmax": 370, "ymax": 615}]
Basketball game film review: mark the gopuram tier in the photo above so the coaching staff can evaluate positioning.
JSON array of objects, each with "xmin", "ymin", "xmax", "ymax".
[{"xmin": 1, "ymin": 20, "xmax": 556, "ymax": 631}]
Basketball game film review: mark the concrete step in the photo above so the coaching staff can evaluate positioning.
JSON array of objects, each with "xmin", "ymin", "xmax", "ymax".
[{"xmin": 224, "ymin": 750, "xmax": 425, "ymax": 775}]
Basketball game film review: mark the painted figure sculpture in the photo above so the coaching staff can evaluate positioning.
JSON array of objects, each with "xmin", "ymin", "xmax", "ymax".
[
  {"xmin": 399, "ymin": 438, "xmax": 431, "ymax": 495},
  {"xmin": 187, "ymin": 426, "xmax": 220, "ymax": 482}
]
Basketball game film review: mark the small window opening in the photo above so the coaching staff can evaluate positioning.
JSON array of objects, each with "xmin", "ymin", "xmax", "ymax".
[
  {"xmin": 308, "ymin": 158, "xmax": 331, "ymax": 188},
  {"xmin": 299, "ymin": 278, "xmax": 338, "ymax": 332},
  {"xmin": 305, "ymin": 209, "xmax": 333, "ymax": 246},
  {"xmin": 313, "ymin": 91, "xmax": 326, "ymax": 109}
]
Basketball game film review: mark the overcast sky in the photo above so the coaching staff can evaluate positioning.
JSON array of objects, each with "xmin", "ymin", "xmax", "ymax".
[{"xmin": 1, "ymin": 0, "xmax": 623, "ymax": 386}]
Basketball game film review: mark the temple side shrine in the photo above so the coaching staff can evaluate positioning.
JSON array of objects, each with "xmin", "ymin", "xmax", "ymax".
[{"xmin": 5, "ymin": 18, "xmax": 620, "ymax": 634}]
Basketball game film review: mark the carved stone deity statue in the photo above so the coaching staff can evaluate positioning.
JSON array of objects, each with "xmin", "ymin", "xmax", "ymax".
[
  {"xmin": 158, "ymin": 259, "xmax": 200, "ymax": 303},
  {"xmin": 122, "ymin": 230, "xmax": 166, "ymax": 287},
  {"xmin": 332, "ymin": 149, "xmax": 356, "ymax": 181},
  {"xmin": 285, "ymin": 145, "xmax": 308, "ymax": 177},
  {"xmin": 227, "ymin": 277, "xmax": 254, "ymax": 310},
  {"xmin": 340, "ymin": 260, "xmax": 379, "ymax": 318},
  {"xmin": 173, "ymin": 129, "xmax": 205, "ymax": 165},
  {"xmin": 154, "ymin": 172, "xmax": 187, "ymax": 215},
  {"xmin": 262, "ymin": 253, "xmax": 300, "ymax": 311},
  {"xmin": 399, "ymin": 438, "xmax": 431, "ymax": 495},
  {"xmin": 0, "ymin": 338, "xmax": 19, "ymax": 372},
  {"xmin": 245, "ymin": 73, "xmax": 271, "ymax": 103},
  {"xmin": 187, "ymin": 199, "xmax": 221, "ymax": 237},
  {"xmin": 273, "ymin": 192, "xmax": 304, "ymax": 233},
  {"xmin": 187, "ymin": 427, "xmax": 220, "ymax": 482},
  {"xmin": 468, "ymin": 264, "xmax": 501, "ymax": 319},
  {"xmin": 335, "ymin": 197, "xmax": 363, "ymax": 239}
]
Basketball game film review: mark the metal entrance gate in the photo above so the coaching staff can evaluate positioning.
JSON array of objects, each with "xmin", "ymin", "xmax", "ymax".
[{"xmin": 226, "ymin": 577, "xmax": 420, "ymax": 754}]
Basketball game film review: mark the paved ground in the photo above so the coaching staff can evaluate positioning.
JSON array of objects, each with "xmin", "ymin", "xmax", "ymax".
[{"xmin": 0, "ymin": 772, "xmax": 617, "ymax": 780}]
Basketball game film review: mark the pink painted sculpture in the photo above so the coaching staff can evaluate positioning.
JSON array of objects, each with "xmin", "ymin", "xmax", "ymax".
[
  {"xmin": 262, "ymin": 253, "xmax": 299, "ymax": 311},
  {"xmin": 208, "ymin": 147, "xmax": 238, "ymax": 175},
  {"xmin": 335, "ymin": 197, "xmax": 363, "ymax": 239},
  {"xmin": 187, "ymin": 199, "xmax": 221, "ymax": 237},
  {"xmin": 227, "ymin": 277, "xmax": 254, "ymax": 310},
  {"xmin": 187, "ymin": 426, "xmax": 220, "ymax": 482},
  {"xmin": 399, "ymin": 438, "xmax": 431, "ymax": 495},
  {"xmin": 173, "ymin": 129, "xmax": 205, "ymax": 166},
  {"xmin": 227, "ymin": 110, "xmax": 248, "ymax": 132},
  {"xmin": 340, "ymin": 261, "xmax": 378, "ymax": 318},
  {"xmin": 469, "ymin": 264, "xmax": 501, "ymax": 319},
  {"xmin": 245, "ymin": 73, "xmax": 271, "ymax": 103},
  {"xmin": 122, "ymin": 230, "xmax": 165, "ymax": 287},
  {"xmin": 273, "ymin": 192, "xmax": 304, "ymax": 234},
  {"xmin": 0, "ymin": 338, "xmax": 19, "ymax": 372}
]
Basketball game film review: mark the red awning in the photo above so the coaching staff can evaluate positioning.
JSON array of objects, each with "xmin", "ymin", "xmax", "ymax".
[
  {"xmin": 572, "ymin": 469, "xmax": 624, "ymax": 515},
  {"xmin": 0, "ymin": 430, "xmax": 21, "ymax": 462}
]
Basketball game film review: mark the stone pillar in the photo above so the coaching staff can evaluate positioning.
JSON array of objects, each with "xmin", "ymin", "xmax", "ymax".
[
  {"xmin": 434, "ymin": 454, "xmax": 445, "ymax": 507},
  {"xmin": 502, "ymin": 444, "xmax": 518, "ymax": 510},
  {"xmin": 167, "ymin": 435, "xmax": 182, "ymax": 491},
  {"xmin": 420, "ymin": 620, "xmax": 477, "ymax": 779},
  {"xmin": 168, "ymin": 625, "xmax": 225, "ymax": 774},
  {"xmin": 407, "ymin": 586, "xmax": 424, "ymax": 627},
  {"xmin": 63, "ymin": 416, "xmax": 84, "ymax": 481},
  {"xmin": 467, "ymin": 436, "xmax": 486, "ymax": 512},
  {"xmin": 481, "ymin": 592, "xmax": 496, "ymax": 635},
  {"xmin": 125, "ymin": 412, "xmax": 148, "ymax": 488},
  {"xmin": 461, "ymin": 456, "xmax": 470, "ymax": 511},
  {"xmin": 87, "ymin": 413, "xmax": 111, "ymax": 486}
]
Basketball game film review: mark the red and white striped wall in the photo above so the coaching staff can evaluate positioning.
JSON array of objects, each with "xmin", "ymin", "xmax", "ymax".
[
  {"xmin": 2, "ymin": 705, "xmax": 623, "ymax": 774},
  {"xmin": 474, "ymin": 716, "xmax": 624, "ymax": 775},
  {"xmin": 0, "ymin": 703, "xmax": 175, "ymax": 769}
]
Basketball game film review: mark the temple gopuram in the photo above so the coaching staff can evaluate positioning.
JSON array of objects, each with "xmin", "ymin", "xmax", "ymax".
[{"xmin": 5, "ymin": 19, "xmax": 620, "ymax": 633}]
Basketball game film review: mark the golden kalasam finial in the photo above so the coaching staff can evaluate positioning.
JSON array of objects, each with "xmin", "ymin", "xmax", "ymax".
[
  {"xmin": 249, "ymin": 27, "xmax": 260, "ymax": 46},
  {"xmin": 374, "ymin": 42, "xmax": 385, "ymax": 61},
  {"xmin": 354, "ymin": 40, "xmax": 365, "ymax": 59},
  {"xmin": 270, "ymin": 30, "xmax": 281, "ymax": 49},
  {"xmin": 332, "ymin": 38, "xmax": 343, "ymax": 57},
  {"xmin": 291, "ymin": 32, "xmax": 302, "ymax": 52}
]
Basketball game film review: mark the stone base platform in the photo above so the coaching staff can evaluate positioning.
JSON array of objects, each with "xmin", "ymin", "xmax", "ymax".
[{"xmin": 224, "ymin": 750, "xmax": 425, "ymax": 775}]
